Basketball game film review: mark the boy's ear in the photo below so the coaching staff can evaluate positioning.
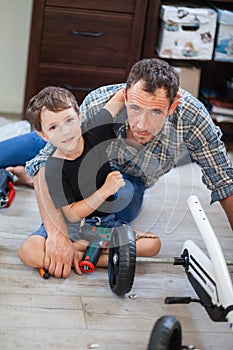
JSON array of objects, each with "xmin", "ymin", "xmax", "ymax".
[{"xmin": 36, "ymin": 130, "xmax": 48, "ymax": 142}]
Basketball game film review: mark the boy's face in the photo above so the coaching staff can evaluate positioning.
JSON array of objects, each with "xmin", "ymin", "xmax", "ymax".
[
  {"xmin": 125, "ymin": 80, "xmax": 180, "ymax": 144},
  {"xmin": 39, "ymin": 107, "xmax": 82, "ymax": 156}
]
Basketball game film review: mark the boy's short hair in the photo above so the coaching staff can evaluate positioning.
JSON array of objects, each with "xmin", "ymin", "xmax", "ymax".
[{"xmin": 26, "ymin": 86, "xmax": 80, "ymax": 131}]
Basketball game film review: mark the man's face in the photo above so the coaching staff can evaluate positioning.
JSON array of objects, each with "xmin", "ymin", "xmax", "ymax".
[
  {"xmin": 40, "ymin": 107, "xmax": 82, "ymax": 157},
  {"xmin": 125, "ymin": 80, "xmax": 179, "ymax": 145}
]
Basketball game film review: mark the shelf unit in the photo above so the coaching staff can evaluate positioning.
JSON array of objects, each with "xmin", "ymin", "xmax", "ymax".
[
  {"xmin": 142, "ymin": 0, "xmax": 233, "ymax": 95},
  {"xmin": 142, "ymin": 0, "xmax": 233, "ymax": 137}
]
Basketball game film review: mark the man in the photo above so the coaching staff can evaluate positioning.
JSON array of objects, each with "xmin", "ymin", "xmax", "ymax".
[{"xmin": 5, "ymin": 58, "xmax": 233, "ymax": 278}]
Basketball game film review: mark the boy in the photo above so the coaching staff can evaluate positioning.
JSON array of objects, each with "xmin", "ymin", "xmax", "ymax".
[{"xmin": 18, "ymin": 87, "xmax": 161, "ymax": 276}]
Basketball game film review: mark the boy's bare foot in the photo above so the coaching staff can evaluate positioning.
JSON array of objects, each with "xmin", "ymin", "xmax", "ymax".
[{"xmin": 6, "ymin": 166, "xmax": 34, "ymax": 188}]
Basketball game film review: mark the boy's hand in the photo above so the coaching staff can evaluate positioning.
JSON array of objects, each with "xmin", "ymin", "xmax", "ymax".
[
  {"xmin": 102, "ymin": 171, "xmax": 125, "ymax": 197},
  {"xmin": 104, "ymin": 88, "xmax": 125, "ymax": 118}
]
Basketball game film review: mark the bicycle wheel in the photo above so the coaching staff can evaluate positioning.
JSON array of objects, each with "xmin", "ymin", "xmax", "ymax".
[
  {"xmin": 108, "ymin": 224, "xmax": 136, "ymax": 296},
  {"xmin": 147, "ymin": 316, "xmax": 182, "ymax": 350}
]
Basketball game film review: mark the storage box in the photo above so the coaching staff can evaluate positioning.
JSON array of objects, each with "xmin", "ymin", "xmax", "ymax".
[
  {"xmin": 156, "ymin": 2, "xmax": 217, "ymax": 60},
  {"xmin": 214, "ymin": 9, "xmax": 233, "ymax": 62},
  {"xmin": 174, "ymin": 66, "xmax": 201, "ymax": 98}
]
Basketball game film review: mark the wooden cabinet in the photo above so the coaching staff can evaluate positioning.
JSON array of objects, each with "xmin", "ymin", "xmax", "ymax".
[
  {"xmin": 24, "ymin": 0, "xmax": 148, "ymax": 112},
  {"xmin": 24, "ymin": 0, "xmax": 233, "ymax": 121}
]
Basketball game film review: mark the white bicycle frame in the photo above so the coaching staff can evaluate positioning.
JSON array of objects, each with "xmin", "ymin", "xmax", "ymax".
[{"xmin": 183, "ymin": 195, "xmax": 233, "ymax": 331}]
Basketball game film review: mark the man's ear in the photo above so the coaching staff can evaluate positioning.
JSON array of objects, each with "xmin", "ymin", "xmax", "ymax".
[
  {"xmin": 168, "ymin": 89, "xmax": 181, "ymax": 115},
  {"xmin": 36, "ymin": 130, "xmax": 48, "ymax": 142}
]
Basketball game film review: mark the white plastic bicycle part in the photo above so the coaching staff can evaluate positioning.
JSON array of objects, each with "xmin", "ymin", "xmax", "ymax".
[
  {"xmin": 187, "ymin": 195, "xmax": 233, "ymax": 331},
  {"xmin": 182, "ymin": 239, "xmax": 219, "ymax": 306}
]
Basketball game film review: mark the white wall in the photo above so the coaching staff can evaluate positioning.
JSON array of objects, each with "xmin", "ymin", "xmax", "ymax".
[{"xmin": 0, "ymin": 0, "xmax": 33, "ymax": 114}]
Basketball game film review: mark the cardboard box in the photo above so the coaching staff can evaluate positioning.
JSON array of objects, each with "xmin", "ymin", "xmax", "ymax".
[
  {"xmin": 156, "ymin": 2, "xmax": 217, "ymax": 60},
  {"xmin": 174, "ymin": 66, "xmax": 201, "ymax": 98},
  {"xmin": 214, "ymin": 9, "xmax": 233, "ymax": 62}
]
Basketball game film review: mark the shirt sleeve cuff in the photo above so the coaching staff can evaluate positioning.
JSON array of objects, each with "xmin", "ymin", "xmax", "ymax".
[{"xmin": 211, "ymin": 184, "xmax": 233, "ymax": 204}]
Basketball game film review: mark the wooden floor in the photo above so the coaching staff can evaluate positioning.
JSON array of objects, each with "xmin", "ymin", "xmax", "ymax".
[{"xmin": 1, "ymin": 159, "xmax": 233, "ymax": 349}]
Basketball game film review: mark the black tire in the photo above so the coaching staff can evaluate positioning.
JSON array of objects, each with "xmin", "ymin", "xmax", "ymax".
[
  {"xmin": 108, "ymin": 224, "xmax": 136, "ymax": 296},
  {"xmin": 147, "ymin": 316, "xmax": 182, "ymax": 350}
]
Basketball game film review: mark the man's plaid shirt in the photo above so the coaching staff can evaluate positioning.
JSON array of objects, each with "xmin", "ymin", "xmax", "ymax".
[{"xmin": 26, "ymin": 83, "xmax": 233, "ymax": 204}]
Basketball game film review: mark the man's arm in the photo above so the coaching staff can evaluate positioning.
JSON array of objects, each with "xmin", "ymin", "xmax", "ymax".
[
  {"xmin": 220, "ymin": 194, "xmax": 233, "ymax": 230},
  {"xmin": 26, "ymin": 141, "xmax": 55, "ymax": 178},
  {"xmin": 33, "ymin": 167, "xmax": 82, "ymax": 278}
]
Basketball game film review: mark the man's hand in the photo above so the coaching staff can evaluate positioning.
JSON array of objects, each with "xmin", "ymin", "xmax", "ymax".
[{"xmin": 44, "ymin": 232, "xmax": 82, "ymax": 278}]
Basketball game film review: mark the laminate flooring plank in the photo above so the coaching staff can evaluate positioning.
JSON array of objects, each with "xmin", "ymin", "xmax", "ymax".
[{"xmin": 1, "ymin": 328, "xmax": 232, "ymax": 350}]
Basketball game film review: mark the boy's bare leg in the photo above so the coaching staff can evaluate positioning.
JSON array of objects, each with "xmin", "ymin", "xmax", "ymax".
[
  {"xmin": 88, "ymin": 231, "xmax": 161, "ymax": 268},
  {"xmin": 72, "ymin": 230, "xmax": 161, "ymax": 269},
  {"xmin": 134, "ymin": 229, "xmax": 161, "ymax": 257},
  {"xmin": 18, "ymin": 235, "xmax": 46, "ymax": 268}
]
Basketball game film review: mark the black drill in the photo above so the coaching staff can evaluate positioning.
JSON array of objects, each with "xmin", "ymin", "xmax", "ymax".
[{"xmin": 79, "ymin": 224, "xmax": 114, "ymax": 273}]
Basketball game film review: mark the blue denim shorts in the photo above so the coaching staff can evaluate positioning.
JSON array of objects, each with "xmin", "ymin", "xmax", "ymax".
[{"xmin": 30, "ymin": 221, "xmax": 81, "ymax": 242}]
